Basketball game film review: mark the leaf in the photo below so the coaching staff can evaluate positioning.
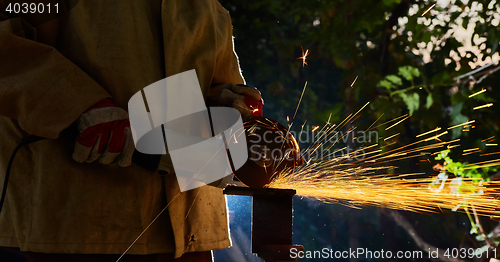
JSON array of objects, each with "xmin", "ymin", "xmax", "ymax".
[
  {"xmin": 426, "ymin": 94, "xmax": 433, "ymax": 109},
  {"xmin": 398, "ymin": 67, "xmax": 413, "ymax": 81},
  {"xmin": 398, "ymin": 66, "xmax": 420, "ymax": 81},
  {"xmin": 435, "ymin": 150, "xmax": 450, "ymax": 161},
  {"xmin": 399, "ymin": 92, "xmax": 420, "ymax": 114},
  {"xmin": 450, "ymin": 102, "xmax": 468, "ymax": 139},
  {"xmin": 410, "ymin": 66, "xmax": 420, "ymax": 77},
  {"xmin": 386, "ymin": 75, "xmax": 402, "ymax": 85},
  {"xmin": 378, "ymin": 80, "xmax": 395, "ymax": 90}
]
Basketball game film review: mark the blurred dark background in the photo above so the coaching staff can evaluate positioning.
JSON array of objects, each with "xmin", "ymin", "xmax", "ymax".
[
  {"xmin": 1, "ymin": 0, "xmax": 499, "ymax": 261},
  {"xmin": 214, "ymin": 0, "xmax": 500, "ymax": 261}
]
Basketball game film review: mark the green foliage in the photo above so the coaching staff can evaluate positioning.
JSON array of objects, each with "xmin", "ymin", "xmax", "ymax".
[
  {"xmin": 433, "ymin": 149, "xmax": 499, "ymax": 252},
  {"xmin": 399, "ymin": 92, "xmax": 420, "ymax": 115},
  {"xmin": 220, "ymin": 0, "xmax": 500, "ymax": 255},
  {"xmin": 434, "ymin": 150, "xmax": 492, "ymax": 183},
  {"xmin": 377, "ymin": 65, "xmax": 428, "ymax": 114},
  {"xmin": 398, "ymin": 66, "xmax": 420, "ymax": 81}
]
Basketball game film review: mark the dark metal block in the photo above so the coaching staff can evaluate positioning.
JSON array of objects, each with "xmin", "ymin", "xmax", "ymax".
[{"xmin": 223, "ymin": 186, "xmax": 297, "ymax": 254}]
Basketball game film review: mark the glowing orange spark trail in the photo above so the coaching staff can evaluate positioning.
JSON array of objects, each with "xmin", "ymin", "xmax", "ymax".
[
  {"xmin": 384, "ymin": 133, "xmax": 400, "ymax": 141},
  {"xmin": 473, "ymin": 103, "xmax": 493, "ymax": 110},
  {"xmin": 480, "ymin": 152, "xmax": 500, "ymax": 156},
  {"xmin": 366, "ymin": 113, "xmax": 384, "ymax": 130},
  {"xmin": 469, "ymin": 88, "xmax": 486, "ymax": 98},
  {"xmin": 416, "ymin": 127, "xmax": 441, "ymax": 138},
  {"xmin": 463, "ymin": 150, "xmax": 481, "ymax": 156},
  {"xmin": 293, "ymin": 82, "xmax": 308, "ymax": 119},
  {"xmin": 482, "ymin": 136, "xmax": 495, "ymax": 142},
  {"xmin": 368, "ymin": 114, "xmax": 408, "ymax": 131},
  {"xmin": 448, "ymin": 120, "xmax": 475, "ymax": 130},
  {"xmin": 385, "ymin": 115, "xmax": 411, "ymax": 130}
]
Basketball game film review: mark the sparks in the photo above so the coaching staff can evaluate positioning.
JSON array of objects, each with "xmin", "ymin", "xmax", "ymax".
[
  {"xmin": 421, "ymin": 3, "xmax": 436, "ymax": 16},
  {"xmin": 480, "ymin": 152, "xmax": 500, "ymax": 157},
  {"xmin": 463, "ymin": 150, "xmax": 481, "ymax": 156},
  {"xmin": 416, "ymin": 127, "xmax": 441, "ymax": 138},
  {"xmin": 293, "ymin": 82, "xmax": 308, "ymax": 119},
  {"xmin": 469, "ymin": 88, "xmax": 486, "ymax": 98},
  {"xmin": 482, "ymin": 136, "xmax": 495, "ymax": 142},
  {"xmin": 448, "ymin": 120, "xmax": 475, "ymax": 130},
  {"xmin": 473, "ymin": 103, "xmax": 493, "ymax": 110},
  {"xmin": 269, "ymin": 168, "xmax": 500, "ymax": 217},
  {"xmin": 423, "ymin": 131, "xmax": 448, "ymax": 142},
  {"xmin": 384, "ymin": 133, "xmax": 400, "ymax": 141},
  {"xmin": 350, "ymin": 76, "xmax": 358, "ymax": 88},
  {"xmin": 385, "ymin": 115, "xmax": 411, "ymax": 131},
  {"xmin": 297, "ymin": 46, "xmax": 310, "ymax": 67},
  {"xmin": 486, "ymin": 143, "xmax": 498, "ymax": 146},
  {"xmin": 267, "ymin": 87, "xmax": 500, "ymax": 219}
]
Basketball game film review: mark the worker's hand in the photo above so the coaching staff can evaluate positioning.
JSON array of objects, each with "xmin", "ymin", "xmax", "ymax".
[
  {"xmin": 72, "ymin": 98, "xmax": 134, "ymax": 167},
  {"xmin": 213, "ymin": 83, "xmax": 263, "ymax": 117}
]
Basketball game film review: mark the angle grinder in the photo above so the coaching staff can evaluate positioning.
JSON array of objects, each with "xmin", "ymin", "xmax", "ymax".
[{"xmin": 132, "ymin": 96, "xmax": 303, "ymax": 189}]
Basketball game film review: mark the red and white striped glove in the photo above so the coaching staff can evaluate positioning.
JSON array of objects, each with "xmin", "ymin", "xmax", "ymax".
[{"xmin": 72, "ymin": 98, "xmax": 134, "ymax": 167}]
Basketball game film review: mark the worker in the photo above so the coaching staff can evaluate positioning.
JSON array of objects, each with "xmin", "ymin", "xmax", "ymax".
[{"xmin": 0, "ymin": 0, "xmax": 261, "ymax": 261}]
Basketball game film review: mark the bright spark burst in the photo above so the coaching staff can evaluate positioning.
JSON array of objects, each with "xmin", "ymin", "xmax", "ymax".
[
  {"xmin": 297, "ymin": 46, "xmax": 310, "ymax": 67},
  {"xmin": 266, "ymin": 103, "xmax": 500, "ymax": 218}
]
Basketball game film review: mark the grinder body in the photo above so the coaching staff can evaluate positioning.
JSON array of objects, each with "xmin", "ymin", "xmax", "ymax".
[{"xmin": 132, "ymin": 96, "xmax": 302, "ymax": 189}]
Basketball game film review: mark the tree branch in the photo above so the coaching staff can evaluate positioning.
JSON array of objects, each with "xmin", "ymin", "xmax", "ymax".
[
  {"xmin": 383, "ymin": 209, "xmax": 468, "ymax": 262},
  {"xmin": 471, "ymin": 205, "xmax": 496, "ymax": 248}
]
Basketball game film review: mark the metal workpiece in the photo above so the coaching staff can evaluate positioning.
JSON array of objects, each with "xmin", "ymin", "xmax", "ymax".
[{"xmin": 224, "ymin": 186, "xmax": 304, "ymax": 262}]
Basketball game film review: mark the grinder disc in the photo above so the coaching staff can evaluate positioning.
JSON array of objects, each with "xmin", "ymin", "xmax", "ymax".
[{"xmin": 232, "ymin": 116, "xmax": 303, "ymax": 188}]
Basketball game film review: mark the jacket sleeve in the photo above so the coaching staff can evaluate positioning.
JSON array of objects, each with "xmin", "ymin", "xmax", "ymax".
[
  {"xmin": 0, "ymin": 15, "xmax": 110, "ymax": 139},
  {"xmin": 208, "ymin": 4, "xmax": 246, "ymax": 98}
]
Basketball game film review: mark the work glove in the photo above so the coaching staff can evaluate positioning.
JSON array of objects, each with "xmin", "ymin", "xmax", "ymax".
[
  {"xmin": 72, "ymin": 98, "xmax": 135, "ymax": 167},
  {"xmin": 212, "ymin": 83, "xmax": 263, "ymax": 117}
]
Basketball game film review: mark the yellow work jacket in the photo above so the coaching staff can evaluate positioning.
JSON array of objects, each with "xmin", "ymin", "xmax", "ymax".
[{"xmin": 0, "ymin": 0, "xmax": 244, "ymax": 258}]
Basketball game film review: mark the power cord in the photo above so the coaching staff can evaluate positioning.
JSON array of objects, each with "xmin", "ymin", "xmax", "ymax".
[{"xmin": 0, "ymin": 135, "xmax": 45, "ymax": 216}]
